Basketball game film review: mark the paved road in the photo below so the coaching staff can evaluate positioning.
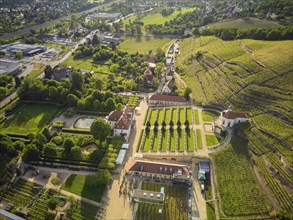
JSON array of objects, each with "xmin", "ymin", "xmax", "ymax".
[{"xmin": 0, "ymin": 1, "xmax": 117, "ymax": 40}]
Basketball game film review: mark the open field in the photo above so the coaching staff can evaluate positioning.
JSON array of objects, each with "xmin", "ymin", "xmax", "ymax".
[
  {"xmin": 118, "ymin": 36, "xmax": 174, "ymax": 54},
  {"xmin": 123, "ymin": 8, "xmax": 195, "ymax": 26},
  {"xmin": 208, "ymin": 18, "xmax": 281, "ymax": 29},
  {"xmin": 61, "ymin": 174, "xmax": 106, "ymax": 203},
  {"xmin": 205, "ymin": 134, "xmax": 220, "ymax": 147},
  {"xmin": 0, "ymin": 104, "xmax": 60, "ymax": 134},
  {"xmin": 135, "ymin": 181, "xmax": 189, "ymax": 220}
]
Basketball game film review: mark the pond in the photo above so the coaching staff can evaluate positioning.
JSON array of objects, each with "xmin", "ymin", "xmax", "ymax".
[{"xmin": 74, "ymin": 118, "xmax": 95, "ymax": 129}]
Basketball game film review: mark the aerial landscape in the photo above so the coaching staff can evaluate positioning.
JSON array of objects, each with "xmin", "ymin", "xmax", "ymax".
[{"xmin": 0, "ymin": 0, "xmax": 292, "ymax": 219}]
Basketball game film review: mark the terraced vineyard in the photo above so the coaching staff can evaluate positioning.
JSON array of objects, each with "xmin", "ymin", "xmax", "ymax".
[{"xmin": 178, "ymin": 36, "xmax": 293, "ymax": 217}]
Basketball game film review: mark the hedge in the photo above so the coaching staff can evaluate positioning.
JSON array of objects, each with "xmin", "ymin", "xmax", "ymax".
[
  {"xmin": 76, "ymin": 110, "xmax": 109, "ymax": 116},
  {"xmin": 62, "ymin": 128, "xmax": 91, "ymax": 135}
]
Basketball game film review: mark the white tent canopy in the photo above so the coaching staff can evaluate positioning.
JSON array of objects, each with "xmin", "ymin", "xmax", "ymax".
[
  {"xmin": 116, "ymin": 149, "xmax": 126, "ymax": 165},
  {"xmin": 122, "ymin": 143, "xmax": 129, "ymax": 149}
]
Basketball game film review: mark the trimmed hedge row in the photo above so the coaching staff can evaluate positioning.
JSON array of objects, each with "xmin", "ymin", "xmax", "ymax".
[
  {"xmin": 62, "ymin": 128, "xmax": 91, "ymax": 134},
  {"xmin": 76, "ymin": 110, "xmax": 109, "ymax": 116}
]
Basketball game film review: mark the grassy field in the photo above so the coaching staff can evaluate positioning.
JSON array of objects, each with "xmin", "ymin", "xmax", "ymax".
[
  {"xmin": 211, "ymin": 137, "xmax": 271, "ymax": 218},
  {"xmin": 62, "ymin": 55, "xmax": 109, "ymax": 77},
  {"xmin": 135, "ymin": 181, "xmax": 189, "ymax": 220},
  {"xmin": 202, "ymin": 112, "xmax": 214, "ymax": 122},
  {"xmin": 118, "ymin": 36, "xmax": 174, "ymax": 54},
  {"xmin": 61, "ymin": 174, "xmax": 106, "ymax": 203},
  {"xmin": 0, "ymin": 104, "xmax": 60, "ymax": 134},
  {"xmin": 196, "ymin": 129, "xmax": 203, "ymax": 150},
  {"xmin": 124, "ymin": 8, "xmax": 195, "ymax": 26},
  {"xmin": 209, "ymin": 18, "xmax": 281, "ymax": 29}
]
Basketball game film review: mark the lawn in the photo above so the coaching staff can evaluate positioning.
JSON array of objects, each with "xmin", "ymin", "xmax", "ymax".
[
  {"xmin": 169, "ymin": 130, "xmax": 176, "ymax": 151},
  {"xmin": 157, "ymin": 109, "xmax": 164, "ymax": 125},
  {"xmin": 186, "ymin": 108, "xmax": 193, "ymax": 124},
  {"xmin": 152, "ymin": 130, "xmax": 160, "ymax": 151},
  {"xmin": 61, "ymin": 174, "xmax": 106, "ymax": 203},
  {"xmin": 196, "ymin": 129, "xmax": 203, "ymax": 150},
  {"xmin": 205, "ymin": 134, "xmax": 220, "ymax": 147},
  {"xmin": 62, "ymin": 55, "xmax": 110, "ymax": 75},
  {"xmin": 165, "ymin": 109, "xmax": 171, "ymax": 124},
  {"xmin": 161, "ymin": 130, "xmax": 168, "ymax": 151},
  {"xmin": 211, "ymin": 137, "xmax": 270, "ymax": 217},
  {"xmin": 178, "ymin": 129, "xmax": 185, "ymax": 152},
  {"xmin": 187, "ymin": 129, "xmax": 195, "ymax": 152},
  {"xmin": 118, "ymin": 36, "xmax": 174, "ymax": 54},
  {"xmin": 171, "ymin": 108, "xmax": 177, "ymax": 123},
  {"xmin": 0, "ymin": 104, "xmax": 60, "ymax": 134},
  {"xmin": 179, "ymin": 108, "xmax": 185, "ymax": 123},
  {"xmin": 194, "ymin": 109, "xmax": 200, "ymax": 125},
  {"xmin": 149, "ymin": 109, "xmax": 157, "ymax": 125},
  {"xmin": 142, "ymin": 130, "xmax": 153, "ymax": 151},
  {"xmin": 202, "ymin": 111, "xmax": 214, "ymax": 122},
  {"xmin": 209, "ymin": 17, "xmax": 281, "ymax": 29},
  {"xmin": 135, "ymin": 181, "xmax": 189, "ymax": 220}
]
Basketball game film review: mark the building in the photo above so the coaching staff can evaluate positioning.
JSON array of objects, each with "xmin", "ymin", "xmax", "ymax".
[
  {"xmin": 0, "ymin": 209, "xmax": 25, "ymax": 220},
  {"xmin": 143, "ymin": 68, "xmax": 154, "ymax": 86},
  {"xmin": 220, "ymin": 109, "xmax": 248, "ymax": 128},
  {"xmin": 165, "ymin": 67, "xmax": 174, "ymax": 81},
  {"xmin": 128, "ymin": 160, "xmax": 192, "ymax": 185},
  {"xmin": 0, "ymin": 59, "xmax": 22, "ymax": 76},
  {"xmin": 4, "ymin": 43, "xmax": 46, "ymax": 56},
  {"xmin": 132, "ymin": 189, "xmax": 165, "ymax": 204},
  {"xmin": 148, "ymin": 95, "xmax": 186, "ymax": 105},
  {"xmin": 162, "ymin": 79, "xmax": 175, "ymax": 94},
  {"xmin": 107, "ymin": 105, "xmax": 134, "ymax": 141}
]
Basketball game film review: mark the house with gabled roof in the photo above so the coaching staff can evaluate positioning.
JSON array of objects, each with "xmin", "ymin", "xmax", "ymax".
[
  {"xmin": 162, "ymin": 79, "xmax": 175, "ymax": 94},
  {"xmin": 107, "ymin": 104, "xmax": 134, "ymax": 141},
  {"xmin": 220, "ymin": 109, "xmax": 248, "ymax": 128}
]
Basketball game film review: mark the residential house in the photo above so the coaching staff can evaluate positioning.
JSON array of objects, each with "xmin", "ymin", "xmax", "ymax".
[
  {"xmin": 165, "ymin": 67, "xmax": 174, "ymax": 81},
  {"xmin": 107, "ymin": 105, "xmax": 134, "ymax": 141},
  {"xmin": 148, "ymin": 95, "xmax": 186, "ymax": 105},
  {"xmin": 220, "ymin": 109, "xmax": 248, "ymax": 128}
]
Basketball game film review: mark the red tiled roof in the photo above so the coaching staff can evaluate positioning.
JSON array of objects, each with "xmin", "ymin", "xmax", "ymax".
[
  {"xmin": 113, "ymin": 105, "xmax": 133, "ymax": 130},
  {"xmin": 129, "ymin": 160, "xmax": 189, "ymax": 177},
  {"xmin": 222, "ymin": 111, "xmax": 247, "ymax": 119},
  {"xmin": 149, "ymin": 95, "xmax": 186, "ymax": 103},
  {"xmin": 166, "ymin": 80, "xmax": 175, "ymax": 90},
  {"xmin": 108, "ymin": 111, "xmax": 123, "ymax": 121}
]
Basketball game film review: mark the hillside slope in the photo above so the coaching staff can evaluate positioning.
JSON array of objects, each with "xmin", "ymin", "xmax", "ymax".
[{"xmin": 177, "ymin": 36, "xmax": 293, "ymax": 218}]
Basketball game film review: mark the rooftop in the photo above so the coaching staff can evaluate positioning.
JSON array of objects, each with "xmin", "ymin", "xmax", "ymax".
[
  {"xmin": 149, "ymin": 95, "xmax": 186, "ymax": 103},
  {"xmin": 222, "ymin": 111, "xmax": 247, "ymax": 119}
]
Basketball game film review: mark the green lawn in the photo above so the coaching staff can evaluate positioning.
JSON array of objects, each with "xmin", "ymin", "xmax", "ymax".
[
  {"xmin": 170, "ymin": 130, "xmax": 176, "ymax": 151},
  {"xmin": 157, "ymin": 109, "xmax": 164, "ymax": 125},
  {"xmin": 194, "ymin": 109, "xmax": 200, "ymax": 125},
  {"xmin": 178, "ymin": 129, "xmax": 185, "ymax": 152},
  {"xmin": 179, "ymin": 108, "xmax": 185, "ymax": 123},
  {"xmin": 209, "ymin": 18, "xmax": 281, "ymax": 29},
  {"xmin": 118, "ymin": 36, "xmax": 174, "ymax": 54},
  {"xmin": 165, "ymin": 109, "xmax": 171, "ymax": 124},
  {"xmin": 149, "ymin": 109, "xmax": 157, "ymax": 125},
  {"xmin": 186, "ymin": 108, "xmax": 193, "ymax": 124},
  {"xmin": 62, "ymin": 55, "xmax": 109, "ymax": 75},
  {"xmin": 187, "ymin": 129, "xmax": 195, "ymax": 152},
  {"xmin": 202, "ymin": 111, "xmax": 214, "ymax": 122},
  {"xmin": 0, "ymin": 104, "xmax": 60, "ymax": 134},
  {"xmin": 171, "ymin": 108, "xmax": 177, "ymax": 123},
  {"xmin": 142, "ymin": 130, "xmax": 153, "ymax": 151},
  {"xmin": 27, "ymin": 67, "xmax": 45, "ymax": 79},
  {"xmin": 152, "ymin": 130, "xmax": 160, "ymax": 151},
  {"xmin": 196, "ymin": 129, "xmax": 203, "ymax": 149},
  {"xmin": 206, "ymin": 134, "xmax": 220, "ymax": 147},
  {"xmin": 161, "ymin": 130, "xmax": 168, "ymax": 151},
  {"xmin": 61, "ymin": 174, "xmax": 106, "ymax": 203}
]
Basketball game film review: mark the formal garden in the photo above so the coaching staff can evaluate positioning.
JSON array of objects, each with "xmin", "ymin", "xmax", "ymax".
[
  {"xmin": 134, "ymin": 181, "xmax": 189, "ymax": 220},
  {"xmin": 137, "ymin": 107, "xmax": 222, "ymax": 154}
]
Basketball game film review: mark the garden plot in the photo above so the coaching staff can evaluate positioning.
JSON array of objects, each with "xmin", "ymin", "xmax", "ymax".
[
  {"xmin": 135, "ymin": 181, "xmax": 189, "ymax": 220},
  {"xmin": 74, "ymin": 117, "xmax": 95, "ymax": 129}
]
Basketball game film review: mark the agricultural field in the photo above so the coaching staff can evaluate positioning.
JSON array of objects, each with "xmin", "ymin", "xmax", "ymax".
[
  {"xmin": 118, "ymin": 36, "xmax": 174, "ymax": 54},
  {"xmin": 211, "ymin": 137, "xmax": 271, "ymax": 218},
  {"xmin": 61, "ymin": 174, "xmax": 106, "ymax": 203},
  {"xmin": 208, "ymin": 18, "xmax": 281, "ymax": 29},
  {"xmin": 177, "ymin": 35, "xmax": 293, "ymax": 216},
  {"xmin": 0, "ymin": 104, "xmax": 61, "ymax": 134},
  {"xmin": 135, "ymin": 181, "xmax": 189, "ymax": 220}
]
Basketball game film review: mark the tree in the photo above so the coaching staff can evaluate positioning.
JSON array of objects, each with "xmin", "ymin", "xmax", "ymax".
[
  {"xmin": 87, "ymin": 169, "xmax": 112, "ymax": 186},
  {"xmin": 177, "ymin": 121, "xmax": 181, "ymax": 127},
  {"xmin": 48, "ymin": 197, "xmax": 58, "ymax": 210},
  {"xmin": 162, "ymin": 121, "xmax": 166, "ymax": 128},
  {"xmin": 43, "ymin": 143, "xmax": 58, "ymax": 157},
  {"xmin": 22, "ymin": 144, "xmax": 40, "ymax": 162},
  {"xmin": 183, "ymin": 87, "xmax": 192, "ymax": 100},
  {"xmin": 154, "ymin": 121, "xmax": 159, "ymax": 128},
  {"xmin": 106, "ymin": 98, "xmax": 116, "ymax": 112},
  {"xmin": 90, "ymin": 118, "xmax": 112, "ymax": 141},
  {"xmin": 146, "ymin": 121, "xmax": 151, "ymax": 128},
  {"xmin": 92, "ymin": 34, "xmax": 100, "ymax": 45},
  {"xmin": 15, "ymin": 51, "xmax": 23, "ymax": 59},
  {"xmin": 70, "ymin": 71, "xmax": 84, "ymax": 91},
  {"xmin": 169, "ymin": 120, "xmax": 174, "ymax": 127},
  {"xmin": 184, "ymin": 120, "xmax": 189, "ymax": 127},
  {"xmin": 63, "ymin": 138, "xmax": 75, "ymax": 152},
  {"xmin": 67, "ymin": 93, "xmax": 79, "ymax": 106},
  {"xmin": 44, "ymin": 65, "xmax": 54, "ymax": 79},
  {"xmin": 70, "ymin": 146, "xmax": 82, "ymax": 160}
]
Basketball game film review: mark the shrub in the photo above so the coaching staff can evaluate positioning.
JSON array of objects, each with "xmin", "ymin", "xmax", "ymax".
[{"xmin": 51, "ymin": 177, "xmax": 61, "ymax": 186}]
